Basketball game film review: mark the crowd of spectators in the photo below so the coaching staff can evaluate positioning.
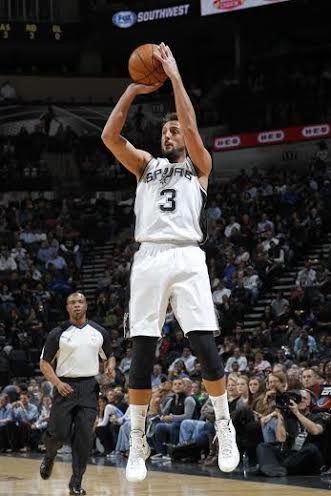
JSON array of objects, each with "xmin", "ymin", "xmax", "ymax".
[
  {"xmin": 0, "ymin": 3, "xmax": 330, "ymax": 482},
  {"xmin": 0, "ymin": 193, "xmax": 102, "ymax": 383},
  {"xmin": 0, "ymin": 130, "xmax": 50, "ymax": 184},
  {"xmin": 0, "ymin": 83, "xmax": 331, "ymax": 482},
  {"xmin": 84, "ymin": 143, "xmax": 331, "ymax": 476},
  {"xmin": 2, "ymin": 52, "xmax": 331, "ymax": 138},
  {"xmin": 0, "ymin": 135, "xmax": 330, "ymax": 478},
  {"xmin": 193, "ymin": 57, "xmax": 331, "ymax": 132}
]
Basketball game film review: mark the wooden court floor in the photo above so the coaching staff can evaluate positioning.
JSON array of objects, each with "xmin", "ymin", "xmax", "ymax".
[{"xmin": 0, "ymin": 456, "xmax": 330, "ymax": 496}]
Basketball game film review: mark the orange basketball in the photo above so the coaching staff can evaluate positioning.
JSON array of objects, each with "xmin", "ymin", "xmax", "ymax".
[{"xmin": 128, "ymin": 43, "xmax": 168, "ymax": 85}]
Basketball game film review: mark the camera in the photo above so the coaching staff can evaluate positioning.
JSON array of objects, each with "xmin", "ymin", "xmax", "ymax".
[{"xmin": 275, "ymin": 390, "xmax": 302, "ymax": 411}]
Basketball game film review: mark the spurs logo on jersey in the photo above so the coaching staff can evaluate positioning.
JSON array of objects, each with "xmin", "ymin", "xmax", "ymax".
[{"xmin": 134, "ymin": 157, "xmax": 207, "ymax": 244}]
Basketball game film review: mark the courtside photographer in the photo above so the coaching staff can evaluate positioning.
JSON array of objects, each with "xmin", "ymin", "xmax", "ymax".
[{"xmin": 257, "ymin": 389, "xmax": 327, "ymax": 477}]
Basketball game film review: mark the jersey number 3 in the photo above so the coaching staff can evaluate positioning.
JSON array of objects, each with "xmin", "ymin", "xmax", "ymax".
[{"xmin": 160, "ymin": 189, "xmax": 176, "ymax": 212}]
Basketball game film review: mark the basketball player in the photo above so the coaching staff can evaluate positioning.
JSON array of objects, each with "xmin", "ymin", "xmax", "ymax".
[
  {"xmin": 39, "ymin": 292, "xmax": 115, "ymax": 495},
  {"xmin": 101, "ymin": 42, "xmax": 239, "ymax": 482}
]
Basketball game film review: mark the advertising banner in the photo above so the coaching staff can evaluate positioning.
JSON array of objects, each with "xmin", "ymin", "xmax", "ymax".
[
  {"xmin": 212, "ymin": 139, "xmax": 331, "ymax": 179},
  {"xmin": 112, "ymin": 3, "xmax": 192, "ymax": 28},
  {"xmin": 200, "ymin": 0, "xmax": 289, "ymax": 16},
  {"xmin": 213, "ymin": 123, "xmax": 331, "ymax": 151}
]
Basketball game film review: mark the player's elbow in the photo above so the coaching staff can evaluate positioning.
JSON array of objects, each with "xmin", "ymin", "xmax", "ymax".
[
  {"xmin": 101, "ymin": 131, "xmax": 120, "ymax": 150},
  {"xmin": 101, "ymin": 130, "xmax": 112, "ymax": 145}
]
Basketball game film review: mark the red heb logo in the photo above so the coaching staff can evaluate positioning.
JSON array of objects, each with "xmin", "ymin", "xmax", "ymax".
[
  {"xmin": 302, "ymin": 125, "xmax": 330, "ymax": 138},
  {"xmin": 214, "ymin": 136, "xmax": 241, "ymax": 149},
  {"xmin": 257, "ymin": 130, "xmax": 284, "ymax": 144}
]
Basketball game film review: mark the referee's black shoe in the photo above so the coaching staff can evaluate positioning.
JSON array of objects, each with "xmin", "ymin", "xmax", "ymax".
[
  {"xmin": 69, "ymin": 486, "xmax": 86, "ymax": 495},
  {"xmin": 40, "ymin": 456, "xmax": 55, "ymax": 479}
]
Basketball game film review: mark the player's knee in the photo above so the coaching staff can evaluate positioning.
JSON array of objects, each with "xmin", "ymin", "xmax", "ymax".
[
  {"xmin": 129, "ymin": 336, "xmax": 158, "ymax": 389},
  {"xmin": 128, "ymin": 369, "xmax": 151, "ymax": 390},
  {"xmin": 201, "ymin": 362, "xmax": 224, "ymax": 381},
  {"xmin": 46, "ymin": 426, "xmax": 70, "ymax": 445},
  {"xmin": 187, "ymin": 331, "xmax": 225, "ymax": 381}
]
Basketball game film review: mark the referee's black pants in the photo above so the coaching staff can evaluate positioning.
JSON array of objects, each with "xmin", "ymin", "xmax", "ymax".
[{"xmin": 44, "ymin": 377, "xmax": 99, "ymax": 487}]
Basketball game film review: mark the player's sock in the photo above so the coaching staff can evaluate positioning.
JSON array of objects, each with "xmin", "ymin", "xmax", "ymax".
[
  {"xmin": 209, "ymin": 392, "xmax": 230, "ymax": 420},
  {"xmin": 130, "ymin": 404, "xmax": 149, "ymax": 436}
]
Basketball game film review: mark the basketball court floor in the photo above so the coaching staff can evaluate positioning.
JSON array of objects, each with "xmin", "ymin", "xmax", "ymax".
[{"xmin": 1, "ymin": 454, "xmax": 330, "ymax": 496}]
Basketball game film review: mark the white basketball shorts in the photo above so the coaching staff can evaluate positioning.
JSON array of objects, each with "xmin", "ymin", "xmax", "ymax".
[{"xmin": 125, "ymin": 243, "xmax": 219, "ymax": 338}]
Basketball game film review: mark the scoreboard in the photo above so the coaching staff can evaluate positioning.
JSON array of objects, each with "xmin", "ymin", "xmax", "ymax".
[{"xmin": 0, "ymin": 22, "xmax": 79, "ymax": 42}]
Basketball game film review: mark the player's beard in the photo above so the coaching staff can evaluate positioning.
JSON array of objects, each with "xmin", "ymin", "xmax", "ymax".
[{"xmin": 162, "ymin": 145, "xmax": 185, "ymax": 162}]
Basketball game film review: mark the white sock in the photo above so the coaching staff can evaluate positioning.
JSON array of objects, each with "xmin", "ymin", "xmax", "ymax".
[
  {"xmin": 209, "ymin": 392, "xmax": 230, "ymax": 421},
  {"xmin": 130, "ymin": 404, "xmax": 148, "ymax": 437}
]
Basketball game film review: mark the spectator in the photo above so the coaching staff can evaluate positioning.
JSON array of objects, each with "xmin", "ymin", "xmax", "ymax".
[
  {"xmin": 168, "ymin": 347, "xmax": 197, "ymax": 375},
  {"xmin": 30, "ymin": 395, "xmax": 52, "ymax": 449},
  {"xmin": 296, "ymin": 259, "xmax": 316, "ymax": 290},
  {"xmin": 151, "ymin": 365, "xmax": 163, "ymax": 389},
  {"xmin": 243, "ymin": 266, "xmax": 260, "ymax": 304},
  {"xmin": 151, "ymin": 379, "xmax": 196, "ymax": 460},
  {"xmin": 212, "ymin": 279, "xmax": 231, "ymax": 306},
  {"xmin": 0, "ymin": 248, "xmax": 17, "ymax": 272},
  {"xmin": 253, "ymin": 351, "xmax": 272, "ymax": 375},
  {"xmin": 248, "ymin": 376, "xmax": 266, "ymax": 410},
  {"xmin": 11, "ymin": 392, "xmax": 38, "ymax": 452},
  {"xmin": 118, "ymin": 347, "xmax": 132, "ymax": 382},
  {"xmin": 293, "ymin": 330, "xmax": 318, "ymax": 361},
  {"xmin": 301, "ymin": 368, "xmax": 321, "ymax": 398},
  {"xmin": 270, "ymin": 292, "xmax": 290, "ymax": 320},
  {"xmin": 0, "ymin": 393, "xmax": 13, "ymax": 452},
  {"xmin": 225, "ymin": 347, "xmax": 248, "ymax": 373},
  {"xmin": 46, "ymin": 251, "xmax": 67, "ymax": 271},
  {"xmin": 256, "ymin": 213, "xmax": 274, "ymax": 234},
  {"xmin": 224, "ymin": 216, "xmax": 241, "ymax": 238},
  {"xmin": 257, "ymin": 390, "xmax": 327, "ymax": 476}
]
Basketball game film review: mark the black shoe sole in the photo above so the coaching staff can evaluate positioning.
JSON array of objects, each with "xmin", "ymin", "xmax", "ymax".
[{"xmin": 40, "ymin": 458, "xmax": 55, "ymax": 480}]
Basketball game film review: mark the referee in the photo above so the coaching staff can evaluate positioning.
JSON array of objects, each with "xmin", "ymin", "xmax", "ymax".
[{"xmin": 39, "ymin": 292, "xmax": 114, "ymax": 495}]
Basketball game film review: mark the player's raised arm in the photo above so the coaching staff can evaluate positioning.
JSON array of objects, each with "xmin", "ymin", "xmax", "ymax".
[
  {"xmin": 101, "ymin": 83, "xmax": 160, "ymax": 179},
  {"xmin": 154, "ymin": 43, "xmax": 212, "ymax": 178}
]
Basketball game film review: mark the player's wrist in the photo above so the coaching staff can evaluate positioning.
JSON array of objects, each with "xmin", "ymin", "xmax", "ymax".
[
  {"xmin": 127, "ymin": 84, "xmax": 140, "ymax": 97},
  {"xmin": 169, "ymin": 72, "xmax": 182, "ymax": 84}
]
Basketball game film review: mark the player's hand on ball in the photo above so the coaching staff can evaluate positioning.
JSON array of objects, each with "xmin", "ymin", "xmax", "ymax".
[
  {"xmin": 129, "ymin": 82, "xmax": 163, "ymax": 95},
  {"xmin": 154, "ymin": 43, "xmax": 179, "ymax": 79},
  {"xmin": 56, "ymin": 381, "xmax": 74, "ymax": 397}
]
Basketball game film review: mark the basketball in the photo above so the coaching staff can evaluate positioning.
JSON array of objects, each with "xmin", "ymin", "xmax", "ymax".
[{"xmin": 128, "ymin": 43, "xmax": 168, "ymax": 85}]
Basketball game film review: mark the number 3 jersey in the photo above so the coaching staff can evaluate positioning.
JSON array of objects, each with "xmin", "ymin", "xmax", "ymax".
[{"xmin": 134, "ymin": 156, "xmax": 207, "ymax": 244}]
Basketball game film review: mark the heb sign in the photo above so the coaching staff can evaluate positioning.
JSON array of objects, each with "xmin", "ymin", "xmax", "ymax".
[
  {"xmin": 214, "ymin": 136, "xmax": 241, "ymax": 149},
  {"xmin": 257, "ymin": 130, "xmax": 285, "ymax": 144},
  {"xmin": 302, "ymin": 124, "xmax": 330, "ymax": 138},
  {"xmin": 213, "ymin": 123, "xmax": 331, "ymax": 151}
]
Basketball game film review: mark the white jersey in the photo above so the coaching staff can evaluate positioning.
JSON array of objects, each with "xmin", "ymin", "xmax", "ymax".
[{"xmin": 134, "ymin": 157, "xmax": 207, "ymax": 244}]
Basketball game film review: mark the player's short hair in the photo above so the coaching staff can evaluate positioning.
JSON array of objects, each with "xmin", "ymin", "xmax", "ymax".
[{"xmin": 162, "ymin": 112, "xmax": 178, "ymax": 125}]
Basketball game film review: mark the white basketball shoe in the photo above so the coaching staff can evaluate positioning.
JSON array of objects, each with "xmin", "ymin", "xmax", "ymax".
[
  {"xmin": 215, "ymin": 418, "xmax": 240, "ymax": 472},
  {"xmin": 126, "ymin": 431, "xmax": 151, "ymax": 482}
]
